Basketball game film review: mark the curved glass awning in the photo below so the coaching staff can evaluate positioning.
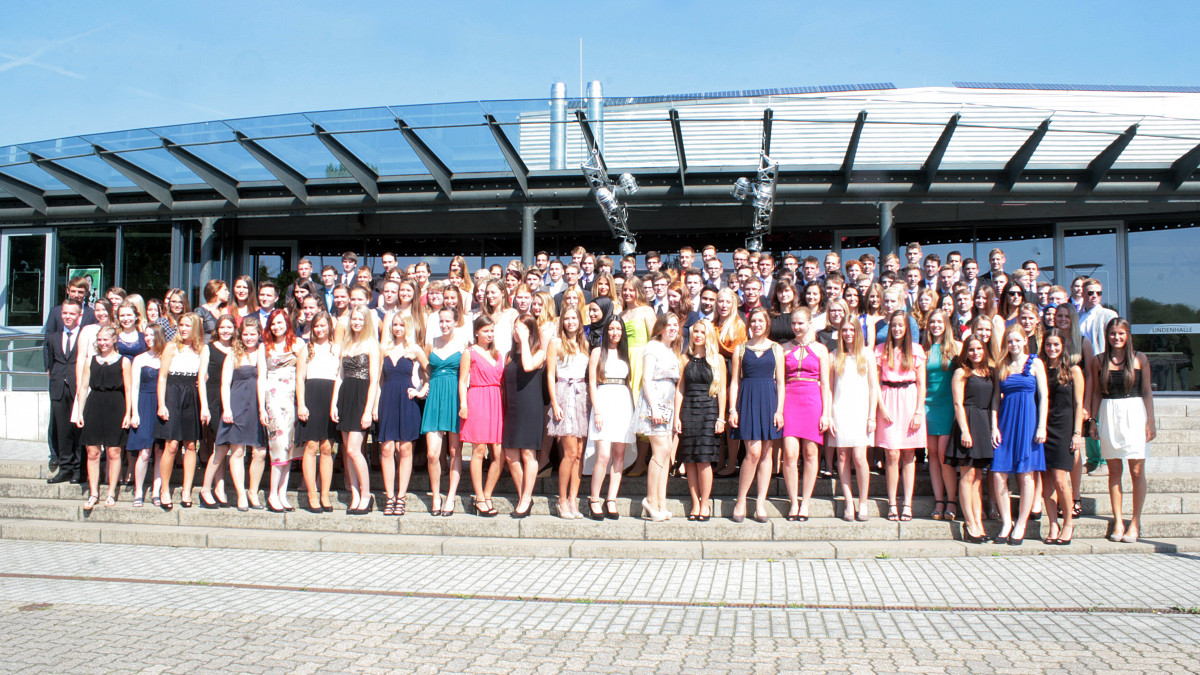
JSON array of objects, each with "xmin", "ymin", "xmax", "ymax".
[{"xmin": 2, "ymin": 83, "xmax": 1200, "ymax": 216}]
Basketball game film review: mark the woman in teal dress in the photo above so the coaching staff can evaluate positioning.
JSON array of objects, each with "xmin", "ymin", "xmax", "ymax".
[
  {"xmin": 420, "ymin": 308, "xmax": 467, "ymax": 516},
  {"xmin": 922, "ymin": 310, "xmax": 960, "ymax": 520}
]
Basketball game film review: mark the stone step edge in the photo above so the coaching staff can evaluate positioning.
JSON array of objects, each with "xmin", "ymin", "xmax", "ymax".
[{"xmin": 3, "ymin": 518, "xmax": 1197, "ymax": 560}]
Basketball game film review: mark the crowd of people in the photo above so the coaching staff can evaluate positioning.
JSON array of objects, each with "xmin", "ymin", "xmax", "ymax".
[{"xmin": 42, "ymin": 242, "xmax": 1156, "ymax": 544}]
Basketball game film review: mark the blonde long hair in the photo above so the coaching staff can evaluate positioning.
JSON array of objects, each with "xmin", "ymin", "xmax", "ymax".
[
  {"xmin": 834, "ymin": 317, "xmax": 869, "ymax": 377},
  {"xmin": 340, "ymin": 307, "xmax": 378, "ymax": 356},
  {"xmin": 681, "ymin": 319, "xmax": 724, "ymax": 398},
  {"xmin": 173, "ymin": 312, "xmax": 204, "ymax": 353}
]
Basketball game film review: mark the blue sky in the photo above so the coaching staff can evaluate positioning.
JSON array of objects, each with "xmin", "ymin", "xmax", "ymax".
[{"xmin": 2, "ymin": 0, "xmax": 1197, "ymax": 146}]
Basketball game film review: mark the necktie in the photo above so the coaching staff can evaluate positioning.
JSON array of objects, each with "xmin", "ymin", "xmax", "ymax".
[{"xmin": 63, "ymin": 329, "xmax": 73, "ymax": 354}]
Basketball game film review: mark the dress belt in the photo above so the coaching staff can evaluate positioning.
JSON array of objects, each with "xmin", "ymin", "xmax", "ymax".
[
  {"xmin": 787, "ymin": 376, "xmax": 819, "ymax": 383},
  {"xmin": 559, "ymin": 377, "xmax": 585, "ymax": 384},
  {"xmin": 881, "ymin": 380, "xmax": 915, "ymax": 388},
  {"xmin": 602, "ymin": 378, "xmax": 627, "ymax": 385}
]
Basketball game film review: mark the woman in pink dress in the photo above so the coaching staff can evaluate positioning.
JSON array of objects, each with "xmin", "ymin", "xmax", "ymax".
[
  {"xmin": 460, "ymin": 314, "xmax": 505, "ymax": 517},
  {"xmin": 780, "ymin": 308, "xmax": 831, "ymax": 521},
  {"xmin": 875, "ymin": 310, "xmax": 927, "ymax": 522}
]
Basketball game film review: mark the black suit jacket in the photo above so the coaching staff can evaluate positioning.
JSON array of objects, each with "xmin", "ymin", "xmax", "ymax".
[{"xmin": 44, "ymin": 330, "xmax": 79, "ymax": 401}]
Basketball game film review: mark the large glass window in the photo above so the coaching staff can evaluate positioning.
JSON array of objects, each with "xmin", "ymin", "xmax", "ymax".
[
  {"xmin": 3, "ymin": 233, "xmax": 48, "ymax": 327},
  {"xmin": 57, "ymin": 226, "xmax": 117, "ymax": 305},
  {"xmin": 121, "ymin": 223, "xmax": 172, "ymax": 303},
  {"xmin": 1128, "ymin": 221, "xmax": 1200, "ymax": 392},
  {"xmin": 1062, "ymin": 225, "xmax": 1120, "ymax": 311},
  {"xmin": 975, "ymin": 223, "xmax": 1055, "ymax": 285}
]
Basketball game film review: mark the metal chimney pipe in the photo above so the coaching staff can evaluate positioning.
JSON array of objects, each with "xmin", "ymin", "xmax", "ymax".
[
  {"xmin": 586, "ymin": 80, "xmax": 603, "ymax": 151},
  {"xmin": 550, "ymin": 82, "xmax": 567, "ymax": 170}
]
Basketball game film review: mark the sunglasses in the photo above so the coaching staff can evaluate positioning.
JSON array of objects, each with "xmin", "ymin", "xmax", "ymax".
[
  {"xmin": 1086, "ymin": 290, "xmax": 1103, "ymax": 296},
  {"xmin": 1007, "ymin": 291, "xmax": 1023, "ymax": 296}
]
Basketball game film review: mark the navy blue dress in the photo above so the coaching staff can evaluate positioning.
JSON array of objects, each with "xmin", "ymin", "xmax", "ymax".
[
  {"xmin": 215, "ymin": 364, "xmax": 267, "ymax": 447},
  {"xmin": 116, "ymin": 331, "xmax": 147, "ymax": 361},
  {"xmin": 734, "ymin": 345, "xmax": 782, "ymax": 441},
  {"xmin": 126, "ymin": 364, "xmax": 159, "ymax": 452},
  {"xmin": 376, "ymin": 354, "xmax": 422, "ymax": 442},
  {"xmin": 992, "ymin": 356, "xmax": 1045, "ymax": 473}
]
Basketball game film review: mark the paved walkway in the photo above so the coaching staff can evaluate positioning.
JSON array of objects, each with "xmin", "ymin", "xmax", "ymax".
[{"xmin": 1, "ymin": 541, "xmax": 1199, "ymax": 673}]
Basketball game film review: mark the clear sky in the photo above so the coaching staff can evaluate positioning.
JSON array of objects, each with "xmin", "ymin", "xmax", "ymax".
[{"xmin": 2, "ymin": 0, "xmax": 1197, "ymax": 147}]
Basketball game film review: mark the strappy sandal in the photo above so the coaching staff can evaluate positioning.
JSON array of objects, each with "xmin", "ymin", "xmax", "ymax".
[
  {"xmin": 83, "ymin": 495, "xmax": 99, "ymax": 511},
  {"xmin": 395, "ymin": 496, "xmax": 406, "ymax": 516},
  {"xmin": 944, "ymin": 502, "xmax": 958, "ymax": 521},
  {"xmin": 1072, "ymin": 500, "xmax": 1083, "ymax": 518},
  {"xmin": 104, "ymin": 493, "xmax": 117, "ymax": 508},
  {"xmin": 383, "ymin": 497, "xmax": 396, "ymax": 516},
  {"xmin": 886, "ymin": 503, "xmax": 899, "ymax": 521},
  {"xmin": 931, "ymin": 500, "xmax": 945, "ymax": 520},
  {"xmin": 900, "ymin": 504, "xmax": 913, "ymax": 522}
]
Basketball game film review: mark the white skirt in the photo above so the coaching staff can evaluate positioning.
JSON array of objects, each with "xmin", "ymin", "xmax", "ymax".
[
  {"xmin": 582, "ymin": 383, "xmax": 636, "ymax": 475},
  {"xmin": 1098, "ymin": 397, "xmax": 1149, "ymax": 461}
]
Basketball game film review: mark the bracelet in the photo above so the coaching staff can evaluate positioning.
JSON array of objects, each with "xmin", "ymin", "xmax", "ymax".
[{"xmin": 716, "ymin": 418, "xmax": 725, "ymax": 423}]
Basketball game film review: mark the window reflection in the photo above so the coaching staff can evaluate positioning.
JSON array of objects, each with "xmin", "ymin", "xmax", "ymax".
[{"xmin": 1129, "ymin": 222, "xmax": 1200, "ymax": 392}]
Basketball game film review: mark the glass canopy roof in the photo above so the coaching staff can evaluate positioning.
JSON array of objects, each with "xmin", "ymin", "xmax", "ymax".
[{"xmin": 1, "ymin": 84, "xmax": 1199, "ymax": 202}]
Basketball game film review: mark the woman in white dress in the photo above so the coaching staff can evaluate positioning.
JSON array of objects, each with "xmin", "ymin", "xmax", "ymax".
[
  {"xmin": 585, "ymin": 315, "xmax": 634, "ymax": 520},
  {"xmin": 829, "ymin": 318, "xmax": 878, "ymax": 521},
  {"xmin": 635, "ymin": 313, "xmax": 682, "ymax": 521}
]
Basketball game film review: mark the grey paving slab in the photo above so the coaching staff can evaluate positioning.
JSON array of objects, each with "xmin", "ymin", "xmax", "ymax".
[{"xmin": 2, "ymin": 540, "xmax": 1200, "ymax": 612}]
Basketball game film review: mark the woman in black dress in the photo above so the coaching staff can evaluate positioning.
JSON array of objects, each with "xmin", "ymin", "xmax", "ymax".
[
  {"xmin": 77, "ymin": 327, "xmax": 132, "ymax": 509},
  {"xmin": 198, "ymin": 314, "xmax": 235, "ymax": 507},
  {"xmin": 673, "ymin": 320, "xmax": 726, "ymax": 521},
  {"xmin": 296, "ymin": 312, "xmax": 339, "ymax": 512},
  {"xmin": 948, "ymin": 335, "xmax": 994, "ymax": 543},
  {"xmin": 1040, "ymin": 329, "xmax": 1083, "ymax": 544},
  {"xmin": 503, "ymin": 316, "xmax": 547, "ymax": 518},
  {"xmin": 155, "ymin": 313, "xmax": 204, "ymax": 510}
]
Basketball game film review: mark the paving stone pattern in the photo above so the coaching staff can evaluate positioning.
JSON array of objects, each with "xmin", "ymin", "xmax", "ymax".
[{"xmin": 2, "ymin": 541, "xmax": 1200, "ymax": 672}]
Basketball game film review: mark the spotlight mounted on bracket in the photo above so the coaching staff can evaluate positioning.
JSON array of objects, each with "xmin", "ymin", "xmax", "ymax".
[
  {"xmin": 581, "ymin": 147, "xmax": 640, "ymax": 254},
  {"xmin": 732, "ymin": 152, "xmax": 779, "ymax": 252}
]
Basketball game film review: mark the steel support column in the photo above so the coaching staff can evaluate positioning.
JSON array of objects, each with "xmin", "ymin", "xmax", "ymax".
[
  {"xmin": 199, "ymin": 216, "xmax": 217, "ymax": 286},
  {"xmin": 521, "ymin": 206, "xmax": 538, "ymax": 267},
  {"xmin": 878, "ymin": 202, "xmax": 898, "ymax": 259}
]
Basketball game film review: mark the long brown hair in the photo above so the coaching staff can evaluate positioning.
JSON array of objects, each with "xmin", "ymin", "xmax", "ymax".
[
  {"xmin": 1099, "ymin": 317, "xmax": 1136, "ymax": 395},
  {"xmin": 882, "ymin": 310, "xmax": 915, "ymax": 372}
]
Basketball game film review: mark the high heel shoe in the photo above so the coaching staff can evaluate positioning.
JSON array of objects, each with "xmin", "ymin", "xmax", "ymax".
[
  {"xmin": 587, "ymin": 497, "xmax": 605, "ymax": 521},
  {"xmin": 604, "ymin": 499, "xmax": 619, "ymax": 520},
  {"xmin": 964, "ymin": 529, "xmax": 989, "ymax": 544},
  {"xmin": 511, "ymin": 501, "xmax": 532, "ymax": 519},
  {"xmin": 266, "ymin": 498, "xmax": 286, "ymax": 513},
  {"xmin": 199, "ymin": 490, "xmax": 219, "ymax": 509},
  {"xmin": 473, "ymin": 498, "xmax": 495, "ymax": 518}
]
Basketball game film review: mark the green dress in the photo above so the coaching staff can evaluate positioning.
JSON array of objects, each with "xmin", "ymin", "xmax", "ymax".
[{"xmin": 924, "ymin": 342, "xmax": 955, "ymax": 436}]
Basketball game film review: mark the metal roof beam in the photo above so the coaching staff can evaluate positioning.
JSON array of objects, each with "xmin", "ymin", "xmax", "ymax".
[
  {"xmin": 915, "ymin": 113, "xmax": 960, "ymax": 189},
  {"xmin": 234, "ymin": 132, "xmax": 307, "ymax": 203},
  {"xmin": 669, "ymin": 109, "xmax": 687, "ymax": 187},
  {"xmin": 1165, "ymin": 141, "xmax": 1200, "ymax": 190},
  {"xmin": 1000, "ymin": 118, "xmax": 1051, "ymax": 189},
  {"xmin": 839, "ymin": 111, "xmax": 867, "ymax": 185},
  {"xmin": 27, "ymin": 152, "xmax": 109, "ymax": 211},
  {"xmin": 484, "ymin": 114, "xmax": 529, "ymax": 198},
  {"xmin": 761, "ymin": 108, "xmax": 774, "ymax": 157},
  {"xmin": 161, "ymin": 140, "xmax": 240, "ymax": 205},
  {"xmin": 94, "ymin": 145, "xmax": 173, "ymax": 207},
  {"xmin": 312, "ymin": 124, "xmax": 378, "ymax": 201},
  {"xmin": 574, "ymin": 109, "xmax": 606, "ymax": 173},
  {"xmin": 1082, "ymin": 123, "xmax": 1138, "ymax": 190},
  {"xmin": 0, "ymin": 171, "xmax": 47, "ymax": 213},
  {"xmin": 396, "ymin": 119, "xmax": 452, "ymax": 197}
]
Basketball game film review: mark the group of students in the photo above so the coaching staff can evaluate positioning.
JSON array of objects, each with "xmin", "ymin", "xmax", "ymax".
[{"xmin": 42, "ymin": 242, "xmax": 1155, "ymax": 544}]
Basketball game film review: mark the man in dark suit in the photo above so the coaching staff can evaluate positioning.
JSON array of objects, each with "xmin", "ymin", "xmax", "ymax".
[
  {"xmin": 552, "ymin": 263, "xmax": 592, "ymax": 312},
  {"xmin": 45, "ymin": 299, "xmax": 83, "ymax": 483}
]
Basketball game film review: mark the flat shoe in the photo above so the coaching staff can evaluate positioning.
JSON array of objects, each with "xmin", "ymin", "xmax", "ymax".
[{"xmin": 1120, "ymin": 534, "xmax": 1139, "ymax": 543}]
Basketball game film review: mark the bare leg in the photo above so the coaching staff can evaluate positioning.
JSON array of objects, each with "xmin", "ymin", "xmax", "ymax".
[
  {"xmin": 152, "ymin": 445, "xmax": 164, "ymax": 499},
  {"xmin": 927, "ymin": 434, "xmax": 946, "ymax": 515},
  {"xmin": 694, "ymin": 463, "xmax": 713, "ymax": 517},
  {"xmin": 685, "ymin": 466, "xmax": 701, "ymax": 517},
  {"xmin": 557, "ymin": 436, "xmax": 583, "ymax": 514},
  {"xmin": 248, "ymin": 447, "xmax": 266, "ymax": 507},
  {"xmin": 836, "ymin": 447, "xmax": 854, "ymax": 518},
  {"xmin": 318, "ymin": 441, "xmax": 334, "ymax": 508},
  {"xmin": 302, "ymin": 440, "xmax": 320, "ymax": 508},
  {"xmin": 228, "ymin": 445, "xmax": 247, "ymax": 509},
  {"xmin": 201, "ymin": 444, "xmax": 228, "ymax": 497},
  {"xmin": 342, "ymin": 431, "xmax": 370, "ymax": 509},
  {"xmin": 734, "ymin": 440, "xmax": 766, "ymax": 518},
  {"xmin": 483, "ymin": 444, "xmax": 505, "ymax": 501},
  {"xmin": 86, "ymin": 446, "xmax": 102, "ymax": 498},
  {"xmin": 607, "ymin": 443, "xmax": 627, "ymax": 501},
  {"xmin": 1011, "ymin": 471, "xmax": 1035, "ymax": 540},
  {"xmin": 900, "ymin": 449, "xmax": 916, "ymax": 513},
  {"xmin": 134, "ymin": 448, "xmax": 152, "ymax": 502},
  {"xmin": 395, "ymin": 441, "xmax": 413, "ymax": 509},
  {"xmin": 1107, "ymin": 458, "xmax": 1125, "ymax": 539},
  {"xmin": 591, "ymin": 441, "xmax": 612, "ymax": 503},
  {"xmin": 106, "ymin": 446, "xmax": 122, "ymax": 498},
  {"xmin": 381, "ymin": 441, "xmax": 397, "ymax": 500},
  {"xmin": 444, "ymin": 433, "xmax": 463, "ymax": 513},
  {"xmin": 159, "ymin": 440, "xmax": 178, "ymax": 505},
  {"xmin": 884, "ymin": 447, "xmax": 900, "ymax": 512},
  {"xmin": 426, "ymin": 431, "xmax": 444, "ymax": 511},
  {"xmin": 180, "ymin": 442, "xmax": 197, "ymax": 503},
  {"xmin": 276, "ymin": 459, "xmax": 293, "ymax": 509},
  {"xmin": 992, "ymin": 471, "xmax": 1013, "ymax": 538},
  {"xmin": 505, "ymin": 446, "xmax": 526, "ymax": 508},
  {"xmin": 646, "ymin": 436, "xmax": 673, "ymax": 513},
  {"xmin": 781, "ymin": 437, "xmax": 801, "ymax": 516},
  {"xmin": 1070, "ymin": 449, "xmax": 1083, "ymax": 513},
  {"xmin": 853, "ymin": 446, "xmax": 870, "ymax": 517},
  {"xmin": 959, "ymin": 467, "xmax": 983, "ymax": 537},
  {"xmin": 1127, "ymin": 459, "xmax": 1146, "ymax": 540},
  {"xmin": 1030, "ymin": 472, "xmax": 1044, "ymax": 517},
  {"xmin": 799, "ymin": 439, "xmax": 820, "ymax": 518}
]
